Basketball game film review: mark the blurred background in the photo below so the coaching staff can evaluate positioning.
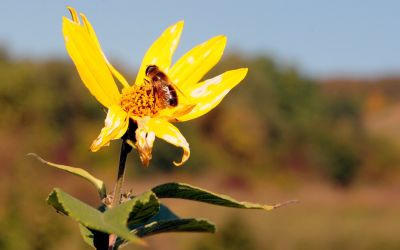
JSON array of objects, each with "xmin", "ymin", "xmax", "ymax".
[{"xmin": 1, "ymin": 1, "xmax": 400, "ymax": 249}]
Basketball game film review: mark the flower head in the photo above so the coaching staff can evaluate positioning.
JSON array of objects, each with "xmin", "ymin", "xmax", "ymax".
[{"xmin": 63, "ymin": 7, "xmax": 248, "ymax": 166}]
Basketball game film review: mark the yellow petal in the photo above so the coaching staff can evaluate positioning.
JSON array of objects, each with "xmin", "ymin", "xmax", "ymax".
[
  {"xmin": 67, "ymin": 6, "xmax": 80, "ymax": 24},
  {"xmin": 169, "ymin": 35, "xmax": 227, "ymax": 91},
  {"xmin": 80, "ymin": 13, "xmax": 130, "ymax": 88},
  {"xmin": 63, "ymin": 11, "xmax": 120, "ymax": 108},
  {"xmin": 135, "ymin": 21, "xmax": 184, "ymax": 85},
  {"xmin": 155, "ymin": 104, "xmax": 196, "ymax": 122},
  {"xmin": 177, "ymin": 68, "xmax": 248, "ymax": 121},
  {"xmin": 90, "ymin": 105, "xmax": 129, "ymax": 151},
  {"xmin": 147, "ymin": 119, "xmax": 190, "ymax": 166}
]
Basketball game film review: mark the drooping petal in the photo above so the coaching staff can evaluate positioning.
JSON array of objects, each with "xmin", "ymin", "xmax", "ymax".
[
  {"xmin": 135, "ymin": 21, "xmax": 184, "ymax": 85},
  {"xmin": 134, "ymin": 118, "xmax": 156, "ymax": 167},
  {"xmin": 79, "ymin": 11, "xmax": 130, "ymax": 89},
  {"xmin": 177, "ymin": 68, "xmax": 248, "ymax": 122},
  {"xmin": 90, "ymin": 105, "xmax": 129, "ymax": 151},
  {"xmin": 147, "ymin": 119, "xmax": 190, "ymax": 166},
  {"xmin": 63, "ymin": 10, "xmax": 120, "ymax": 108},
  {"xmin": 169, "ymin": 35, "xmax": 227, "ymax": 91}
]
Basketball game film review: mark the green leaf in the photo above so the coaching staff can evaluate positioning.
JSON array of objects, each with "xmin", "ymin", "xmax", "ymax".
[
  {"xmin": 144, "ymin": 204, "xmax": 179, "ymax": 223},
  {"xmin": 78, "ymin": 190, "xmax": 160, "ymax": 249},
  {"xmin": 114, "ymin": 193, "xmax": 160, "ymax": 230},
  {"xmin": 47, "ymin": 188, "xmax": 149, "ymax": 246},
  {"xmin": 127, "ymin": 204, "xmax": 178, "ymax": 231},
  {"xmin": 116, "ymin": 204, "xmax": 215, "ymax": 248},
  {"xmin": 79, "ymin": 225, "xmax": 109, "ymax": 249},
  {"xmin": 78, "ymin": 225, "xmax": 95, "ymax": 248},
  {"xmin": 134, "ymin": 218, "xmax": 215, "ymax": 237},
  {"xmin": 152, "ymin": 182, "xmax": 294, "ymax": 210},
  {"xmin": 29, "ymin": 153, "xmax": 106, "ymax": 199},
  {"xmin": 77, "ymin": 190, "xmax": 160, "ymax": 248}
]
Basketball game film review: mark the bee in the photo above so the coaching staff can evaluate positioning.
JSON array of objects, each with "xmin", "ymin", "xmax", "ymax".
[{"xmin": 145, "ymin": 65, "xmax": 179, "ymax": 108}]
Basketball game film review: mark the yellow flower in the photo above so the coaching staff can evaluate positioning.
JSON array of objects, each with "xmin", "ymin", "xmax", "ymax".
[{"xmin": 62, "ymin": 7, "xmax": 248, "ymax": 167}]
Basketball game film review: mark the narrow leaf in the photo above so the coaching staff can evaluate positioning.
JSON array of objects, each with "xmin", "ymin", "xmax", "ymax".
[
  {"xmin": 116, "ymin": 214, "xmax": 215, "ymax": 248},
  {"xmin": 145, "ymin": 204, "xmax": 179, "ymax": 223},
  {"xmin": 127, "ymin": 204, "xmax": 178, "ymax": 232},
  {"xmin": 153, "ymin": 182, "xmax": 293, "ymax": 210},
  {"xmin": 134, "ymin": 218, "xmax": 216, "ymax": 237},
  {"xmin": 29, "ymin": 153, "xmax": 106, "ymax": 199}
]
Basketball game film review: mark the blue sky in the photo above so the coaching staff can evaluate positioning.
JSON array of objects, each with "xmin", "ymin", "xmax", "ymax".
[{"xmin": 1, "ymin": 0, "xmax": 399, "ymax": 77}]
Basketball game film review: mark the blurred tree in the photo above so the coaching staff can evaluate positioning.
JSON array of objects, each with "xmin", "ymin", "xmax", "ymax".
[{"xmin": 1, "ymin": 48, "xmax": 400, "ymax": 248}]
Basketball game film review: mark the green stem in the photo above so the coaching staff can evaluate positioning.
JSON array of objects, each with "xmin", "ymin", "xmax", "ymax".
[
  {"xmin": 111, "ymin": 141, "xmax": 132, "ymax": 207},
  {"xmin": 108, "ymin": 141, "xmax": 132, "ymax": 250}
]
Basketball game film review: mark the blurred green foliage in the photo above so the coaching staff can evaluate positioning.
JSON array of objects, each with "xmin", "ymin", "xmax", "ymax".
[
  {"xmin": 1, "ymin": 47, "xmax": 400, "ymax": 249},
  {"xmin": 1, "ymin": 47, "xmax": 399, "ymax": 183}
]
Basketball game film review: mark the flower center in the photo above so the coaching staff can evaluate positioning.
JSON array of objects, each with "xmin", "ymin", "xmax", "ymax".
[{"xmin": 120, "ymin": 84, "xmax": 160, "ymax": 117}]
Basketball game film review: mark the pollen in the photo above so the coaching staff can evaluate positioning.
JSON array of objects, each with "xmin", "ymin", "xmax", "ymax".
[{"xmin": 120, "ymin": 84, "xmax": 159, "ymax": 117}]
